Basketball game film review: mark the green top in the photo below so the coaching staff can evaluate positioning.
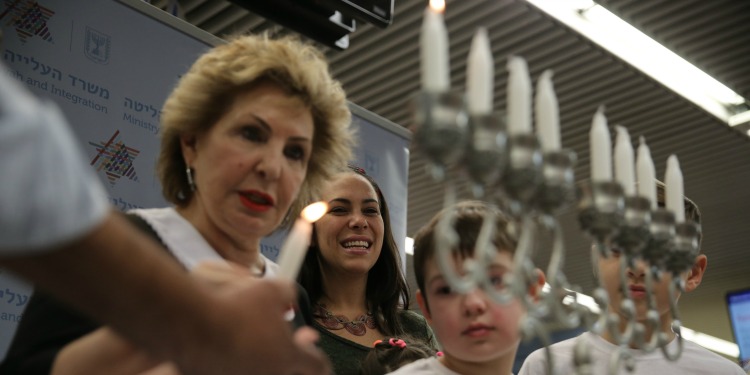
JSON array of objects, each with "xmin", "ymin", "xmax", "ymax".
[{"xmin": 314, "ymin": 309, "xmax": 437, "ymax": 375}]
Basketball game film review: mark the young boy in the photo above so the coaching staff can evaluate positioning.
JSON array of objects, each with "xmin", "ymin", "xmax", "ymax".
[
  {"xmin": 519, "ymin": 184, "xmax": 745, "ymax": 374},
  {"xmin": 390, "ymin": 200, "xmax": 544, "ymax": 375}
]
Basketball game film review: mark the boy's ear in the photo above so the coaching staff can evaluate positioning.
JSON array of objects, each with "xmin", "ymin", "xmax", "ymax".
[
  {"xmin": 528, "ymin": 268, "xmax": 547, "ymax": 300},
  {"xmin": 416, "ymin": 290, "xmax": 432, "ymax": 323},
  {"xmin": 684, "ymin": 254, "xmax": 707, "ymax": 292}
]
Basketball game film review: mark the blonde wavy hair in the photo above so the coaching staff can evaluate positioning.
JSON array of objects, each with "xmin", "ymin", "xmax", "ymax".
[{"xmin": 157, "ymin": 33, "xmax": 355, "ymax": 222}]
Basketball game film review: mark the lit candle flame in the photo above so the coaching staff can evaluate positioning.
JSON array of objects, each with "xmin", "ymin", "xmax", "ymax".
[
  {"xmin": 277, "ymin": 201, "xmax": 328, "ymax": 281},
  {"xmin": 301, "ymin": 201, "xmax": 327, "ymax": 222},
  {"xmin": 429, "ymin": 0, "xmax": 445, "ymax": 13}
]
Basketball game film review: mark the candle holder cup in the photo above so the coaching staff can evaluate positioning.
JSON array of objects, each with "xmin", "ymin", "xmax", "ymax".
[
  {"xmin": 664, "ymin": 221, "xmax": 701, "ymax": 276},
  {"xmin": 464, "ymin": 112, "xmax": 508, "ymax": 198},
  {"xmin": 502, "ymin": 133, "xmax": 543, "ymax": 213},
  {"xmin": 613, "ymin": 196, "xmax": 652, "ymax": 259},
  {"xmin": 411, "ymin": 90, "xmax": 468, "ymax": 181},
  {"xmin": 578, "ymin": 181, "xmax": 625, "ymax": 249},
  {"xmin": 535, "ymin": 150, "xmax": 577, "ymax": 215},
  {"xmin": 641, "ymin": 208, "xmax": 676, "ymax": 272}
]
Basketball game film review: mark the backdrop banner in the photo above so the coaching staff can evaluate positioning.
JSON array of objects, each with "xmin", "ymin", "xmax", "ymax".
[{"xmin": 0, "ymin": 0, "xmax": 410, "ymax": 360}]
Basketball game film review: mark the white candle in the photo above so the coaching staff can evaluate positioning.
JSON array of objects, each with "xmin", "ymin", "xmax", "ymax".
[
  {"xmin": 466, "ymin": 27, "xmax": 493, "ymax": 115},
  {"xmin": 636, "ymin": 136, "xmax": 656, "ymax": 209},
  {"xmin": 665, "ymin": 155, "xmax": 685, "ymax": 222},
  {"xmin": 614, "ymin": 125, "xmax": 635, "ymax": 195},
  {"xmin": 506, "ymin": 56, "xmax": 532, "ymax": 135},
  {"xmin": 589, "ymin": 105, "xmax": 612, "ymax": 181},
  {"xmin": 420, "ymin": 0, "xmax": 449, "ymax": 92},
  {"xmin": 277, "ymin": 202, "xmax": 328, "ymax": 280},
  {"xmin": 535, "ymin": 69, "xmax": 560, "ymax": 151}
]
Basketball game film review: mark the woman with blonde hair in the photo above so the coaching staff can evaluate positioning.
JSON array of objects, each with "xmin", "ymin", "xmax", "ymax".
[{"xmin": 0, "ymin": 33, "xmax": 355, "ymax": 375}]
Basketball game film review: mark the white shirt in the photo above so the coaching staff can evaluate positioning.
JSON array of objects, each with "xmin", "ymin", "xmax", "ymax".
[
  {"xmin": 129, "ymin": 207, "xmax": 279, "ymax": 276},
  {"xmin": 0, "ymin": 64, "xmax": 108, "ymax": 252},
  {"xmin": 518, "ymin": 331, "xmax": 746, "ymax": 375}
]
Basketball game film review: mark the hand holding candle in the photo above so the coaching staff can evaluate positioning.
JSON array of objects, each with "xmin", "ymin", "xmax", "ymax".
[
  {"xmin": 277, "ymin": 201, "xmax": 328, "ymax": 280},
  {"xmin": 466, "ymin": 27, "xmax": 493, "ymax": 115},
  {"xmin": 636, "ymin": 136, "xmax": 656, "ymax": 209},
  {"xmin": 420, "ymin": 0, "xmax": 449, "ymax": 92},
  {"xmin": 535, "ymin": 69, "xmax": 560, "ymax": 151},
  {"xmin": 614, "ymin": 125, "xmax": 635, "ymax": 195},
  {"xmin": 665, "ymin": 155, "xmax": 685, "ymax": 222},
  {"xmin": 589, "ymin": 105, "xmax": 612, "ymax": 181},
  {"xmin": 507, "ymin": 56, "xmax": 532, "ymax": 135}
]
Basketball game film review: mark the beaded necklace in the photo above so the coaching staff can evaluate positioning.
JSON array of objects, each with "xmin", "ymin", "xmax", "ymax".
[{"xmin": 312, "ymin": 303, "xmax": 377, "ymax": 336}]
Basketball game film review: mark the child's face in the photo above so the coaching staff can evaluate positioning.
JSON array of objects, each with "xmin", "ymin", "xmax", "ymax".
[
  {"xmin": 417, "ymin": 250, "xmax": 524, "ymax": 364},
  {"xmin": 598, "ymin": 249, "xmax": 707, "ymax": 323},
  {"xmin": 599, "ymin": 251, "xmax": 673, "ymax": 321}
]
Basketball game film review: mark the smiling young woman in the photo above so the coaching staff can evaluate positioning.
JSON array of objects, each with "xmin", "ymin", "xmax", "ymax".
[{"xmin": 298, "ymin": 166, "xmax": 438, "ymax": 375}]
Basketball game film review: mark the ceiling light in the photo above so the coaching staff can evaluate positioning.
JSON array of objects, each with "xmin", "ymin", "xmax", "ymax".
[
  {"xmin": 524, "ymin": 0, "xmax": 748, "ymax": 125},
  {"xmin": 729, "ymin": 110, "xmax": 750, "ymax": 127}
]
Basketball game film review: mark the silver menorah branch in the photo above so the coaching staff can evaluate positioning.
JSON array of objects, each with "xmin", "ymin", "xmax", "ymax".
[{"xmin": 411, "ymin": 87, "xmax": 586, "ymax": 375}]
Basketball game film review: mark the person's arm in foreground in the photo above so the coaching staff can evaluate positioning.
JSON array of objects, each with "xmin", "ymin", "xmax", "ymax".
[{"xmin": 1, "ymin": 212, "xmax": 329, "ymax": 375}]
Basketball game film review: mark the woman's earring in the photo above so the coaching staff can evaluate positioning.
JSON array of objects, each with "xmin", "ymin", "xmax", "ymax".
[{"xmin": 186, "ymin": 167, "xmax": 196, "ymax": 192}]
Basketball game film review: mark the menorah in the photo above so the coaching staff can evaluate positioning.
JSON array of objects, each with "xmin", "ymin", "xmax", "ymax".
[{"xmin": 411, "ymin": 3, "xmax": 700, "ymax": 373}]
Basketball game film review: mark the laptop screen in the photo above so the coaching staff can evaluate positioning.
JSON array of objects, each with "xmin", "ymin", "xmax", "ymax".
[{"xmin": 727, "ymin": 289, "xmax": 750, "ymax": 365}]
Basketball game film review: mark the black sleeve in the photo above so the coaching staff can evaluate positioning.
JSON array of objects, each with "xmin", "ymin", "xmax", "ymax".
[{"xmin": 0, "ymin": 291, "xmax": 101, "ymax": 375}]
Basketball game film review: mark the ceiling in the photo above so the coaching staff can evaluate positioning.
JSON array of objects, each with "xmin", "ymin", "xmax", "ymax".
[{"xmin": 153, "ymin": 0, "xmax": 750, "ymax": 346}]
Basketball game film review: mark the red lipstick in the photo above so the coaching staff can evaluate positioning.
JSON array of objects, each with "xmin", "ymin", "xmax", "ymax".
[{"xmin": 239, "ymin": 190, "xmax": 274, "ymax": 212}]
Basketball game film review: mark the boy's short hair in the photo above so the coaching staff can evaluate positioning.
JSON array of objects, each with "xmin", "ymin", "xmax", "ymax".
[{"xmin": 412, "ymin": 200, "xmax": 516, "ymax": 310}]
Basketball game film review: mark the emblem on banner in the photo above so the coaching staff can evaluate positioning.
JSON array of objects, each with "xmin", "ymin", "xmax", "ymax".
[
  {"xmin": 84, "ymin": 26, "xmax": 110, "ymax": 64},
  {"xmin": 88, "ymin": 130, "xmax": 141, "ymax": 186}
]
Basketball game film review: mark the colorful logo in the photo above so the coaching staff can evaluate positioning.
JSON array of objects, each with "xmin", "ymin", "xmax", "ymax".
[
  {"xmin": 89, "ymin": 130, "xmax": 141, "ymax": 186},
  {"xmin": 0, "ymin": 0, "xmax": 55, "ymax": 44},
  {"xmin": 84, "ymin": 26, "xmax": 110, "ymax": 64}
]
